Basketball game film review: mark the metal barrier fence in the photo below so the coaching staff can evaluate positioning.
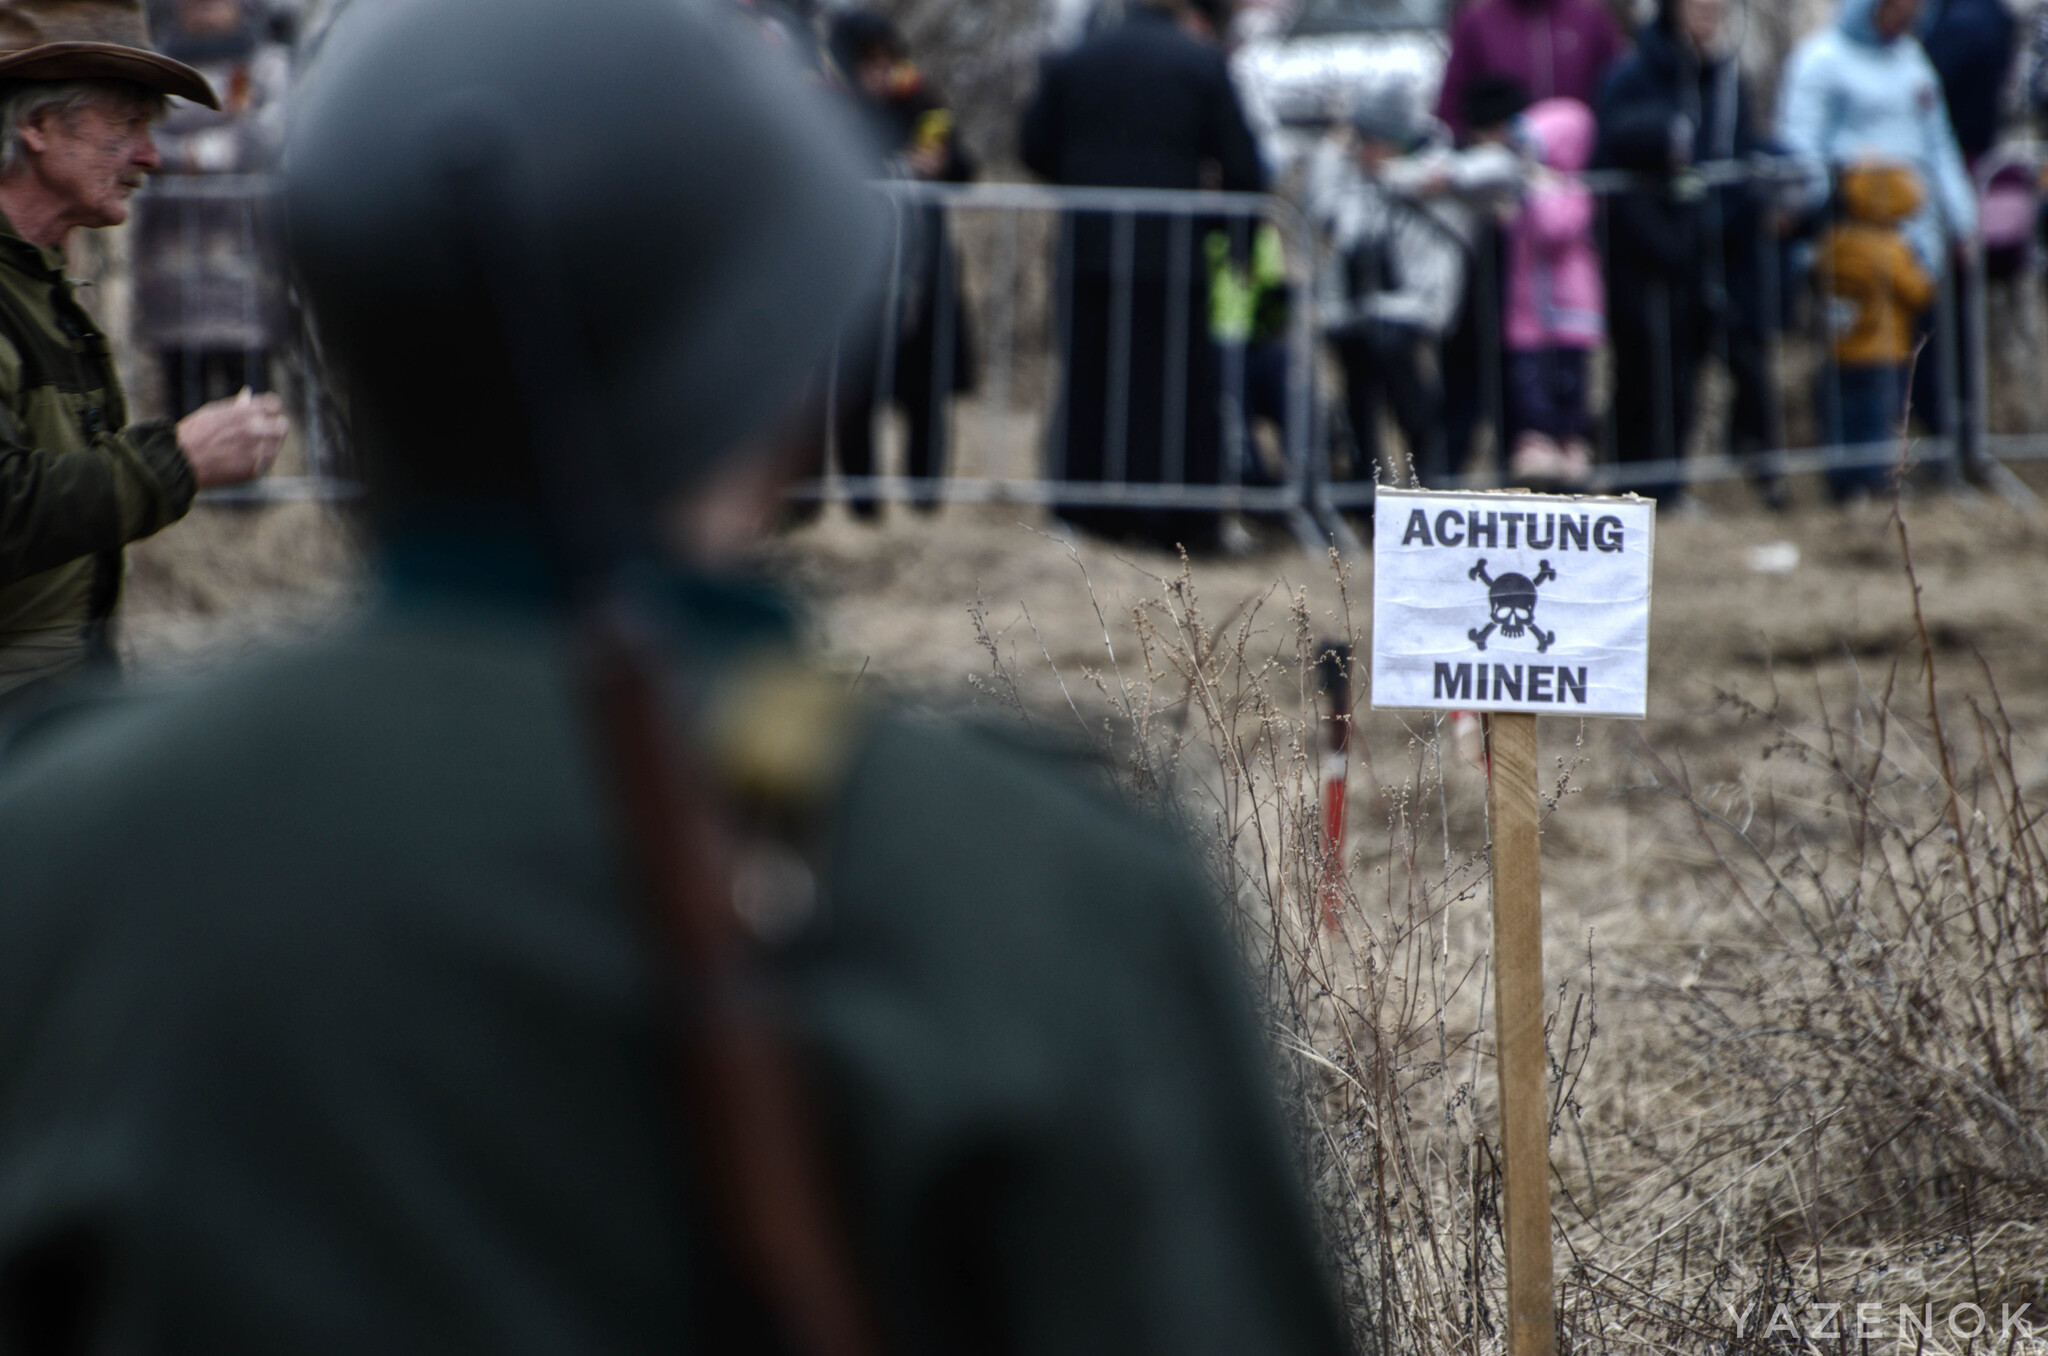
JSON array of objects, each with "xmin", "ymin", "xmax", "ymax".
[
  {"xmin": 820, "ymin": 160, "xmax": 2048, "ymax": 555},
  {"xmin": 1310, "ymin": 152, "xmax": 2045, "ymax": 538},
  {"xmin": 801, "ymin": 180, "xmax": 1327, "ymax": 550},
  {"xmin": 130, "ymin": 158, "xmax": 2048, "ymax": 531}
]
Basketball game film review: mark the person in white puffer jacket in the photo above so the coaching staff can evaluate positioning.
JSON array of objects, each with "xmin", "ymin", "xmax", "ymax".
[
  {"xmin": 1307, "ymin": 87, "xmax": 1522, "ymax": 485},
  {"xmin": 1778, "ymin": 0, "xmax": 1978, "ymax": 273}
]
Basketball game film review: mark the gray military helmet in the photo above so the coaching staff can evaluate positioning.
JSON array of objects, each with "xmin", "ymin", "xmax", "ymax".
[{"xmin": 285, "ymin": 0, "xmax": 884, "ymax": 512}]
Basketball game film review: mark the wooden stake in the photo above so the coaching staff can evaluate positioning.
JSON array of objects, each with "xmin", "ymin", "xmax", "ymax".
[{"xmin": 1485, "ymin": 712, "xmax": 1554, "ymax": 1356}]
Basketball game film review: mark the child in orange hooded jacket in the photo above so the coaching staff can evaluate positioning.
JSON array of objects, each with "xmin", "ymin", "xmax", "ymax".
[{"xmin": 1815, "ymin": 161, "xmax": 1935, "ymax": 501}]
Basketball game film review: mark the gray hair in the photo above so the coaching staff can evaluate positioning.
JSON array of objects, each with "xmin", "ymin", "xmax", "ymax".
[{"xmin": 0, "ymin": 80, "xmax": 170, "ymax": 176}]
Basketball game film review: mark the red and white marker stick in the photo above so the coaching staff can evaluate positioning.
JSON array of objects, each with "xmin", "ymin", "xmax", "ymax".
[{"xmin": 1316, "ymin": 642, "xmax": 1352, "ymax": 932}]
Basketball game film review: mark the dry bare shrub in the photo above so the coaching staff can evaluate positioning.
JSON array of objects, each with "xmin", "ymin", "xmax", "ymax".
[
  {"xmin": 1590, "ymin": 506, "xmax": 2048, "ymax": 1327},
  {"xmin": 975, "ymin": 504, "xmax": 2045, "ymax": 1355},
  {"xmin": 972, "ymin": 541, "xmax": 1549, "ymax": 1354}
]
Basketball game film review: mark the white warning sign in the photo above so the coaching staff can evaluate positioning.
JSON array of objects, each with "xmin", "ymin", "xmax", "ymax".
[{"xmin": 1370, "ymin": 488, "xmax": 1654, "ymax": 719}]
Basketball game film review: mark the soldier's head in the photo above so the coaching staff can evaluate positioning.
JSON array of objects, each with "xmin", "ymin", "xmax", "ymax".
[
  {"xmin": 284, "ymin": 0, "xmax": 883, "ymax": 550},
  {"xmin": 0, "ymin": 0, "xmax": 217, "ymax": 245}
]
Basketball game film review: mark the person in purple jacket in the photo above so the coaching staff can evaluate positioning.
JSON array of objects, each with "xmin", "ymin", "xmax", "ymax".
[{"xmin": 1435, "ymin": 0, "xmax": 1629, "ymax": 145}]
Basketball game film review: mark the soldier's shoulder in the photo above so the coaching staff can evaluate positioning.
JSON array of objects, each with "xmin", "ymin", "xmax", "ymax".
[
  {"xmin": 878, "ymin": 705, "xmax": 1157, "ymax": 815},
  {"xmin": 0, "ymin": 613, "xmax": 565, "ymax": 839},
  {"xmin": 833, "ymin": 706, "xmax": 1203, "ymax": 909},
  {"xmin": 0, "ymin": 639, "xmax": 342, "ymax": 825}
]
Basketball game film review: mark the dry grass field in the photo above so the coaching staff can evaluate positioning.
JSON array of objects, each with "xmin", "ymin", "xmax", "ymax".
[
  {"xmin": 758, "ymin": 470, "xmax": 2048, "ymax": 1353},
  {"xmin": 119, "ymin": 459, "xmax": 2048, "ymax": 1355}
]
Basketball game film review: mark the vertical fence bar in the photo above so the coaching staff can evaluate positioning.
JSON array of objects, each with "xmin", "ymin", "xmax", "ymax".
[
  {"xmin": 238, "ymin": 191, "xmax": 258, "ymax": 401},
  {"xmin": 1650, "ymin": 281, "xmax": 1675, "ymax": 478},
  {"xmin": 1283, "ymin": 205, "xmax": 1319, "ymax": 522},
  {"xmin": 869, "ymin": 196, "xmax": 907, "ymax": 505},
  {"xmin": 1760, "ymin": 179, "xmax": 1788, "ymax": 475},
  {"xmin": 1215, "ymin": 212, "xmax": 1247, "ymax": 497},
  {"xmin": 1164, "ymin": 207, "xmax": 1192, "ymax": 487},
  {"xmin": 1966, "ymin": 236, "xmax": 1990, "ymax": 479},
  {"xmin": 929, "ymin": 199, "xmax": 960, "ymax": 502},
  {"xmin": 1478, "ymin": 224, "xmax": 1504, "ymax": 482},
  {"xmin": 1705, "ymin": 165, "xmax": 1731, "ymax": 499},
  {"xmin": 1934, "ymin": 256, "xmax": 1961, "ymax": 481},
  {"xmin": 992, "ymin": 205, "xmax": 1018, "ymax": 430},
  {"xmin": 1822, "ymin": 182, "xmax": 1841, "ymax": 488},
  {"xmin": 1052, "ymin": 204, "xmax": 1075, "ymax": 484},
  {"xmin": 178, "ymin": 187, "xmax": 198, "ymax": 413},
  {"xmin": 1106, "ymin": 209, "xmax": 1136, "ymax": 489},
  {"xmin": 1596, "ymin": 190, "xmax": 1616, "ymax": 491}
]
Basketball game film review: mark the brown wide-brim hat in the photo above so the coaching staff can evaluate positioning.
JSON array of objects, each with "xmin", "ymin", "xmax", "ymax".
[{"xmin": 0, "ymin": 0, "xmax": 219, "ymax": 109}]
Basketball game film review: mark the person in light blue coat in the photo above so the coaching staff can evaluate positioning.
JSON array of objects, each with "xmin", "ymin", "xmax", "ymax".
[{"xmin": 1778, "ymin": 0, "xmax": 1978, "ymax": 272}]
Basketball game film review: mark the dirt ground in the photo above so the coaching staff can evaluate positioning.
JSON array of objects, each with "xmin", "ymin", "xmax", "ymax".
[
  {"xmin": 757, "ymin": 468, "xmax": 2048, "ymax": 1033},
  {"xmin": 129, "ymin": 464, "xmax": 2048, "ymax": 791},
  {"xmin": 123, "ymin": 461, "xmax": 2048, "ymax": 959}
]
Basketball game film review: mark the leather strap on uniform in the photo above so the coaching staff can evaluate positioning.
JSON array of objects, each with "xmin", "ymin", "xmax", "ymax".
[
  {"xmin": 585, "ymin": 600, "xmax": 881, "ymax": 1356},
  {"xmin": 435, "ymin": 123, "xmax": 881, "ymax": 1356}
]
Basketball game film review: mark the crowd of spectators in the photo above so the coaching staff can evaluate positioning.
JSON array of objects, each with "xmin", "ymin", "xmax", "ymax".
[
  {"xmin": 1308, "ymin": 0, "xmax": 2005, "ymax": 510},
  {"xmin": 52, "ymin": 0, "xmax": 2045, "ymax": 557},
  {"xmin": 759, "ymin": 0, "xmax": 2029, "ymax": 536}
]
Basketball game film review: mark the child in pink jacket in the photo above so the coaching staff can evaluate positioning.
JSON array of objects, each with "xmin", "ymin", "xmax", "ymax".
[{"xmin": 1503, "ymin": 97, "xmax": 1604, "ymax": 487}]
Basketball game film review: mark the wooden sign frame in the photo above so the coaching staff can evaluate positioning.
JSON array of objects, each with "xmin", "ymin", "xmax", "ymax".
[{"xmin": 1367, "ymin": 488, "xmax": 1655, "ymax": 1356}]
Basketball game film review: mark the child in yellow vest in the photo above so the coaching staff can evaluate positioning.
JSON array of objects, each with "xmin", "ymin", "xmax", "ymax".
[{"xmin": 1815, "ymin": 161, "xmax": 1936, "ymax": 501}]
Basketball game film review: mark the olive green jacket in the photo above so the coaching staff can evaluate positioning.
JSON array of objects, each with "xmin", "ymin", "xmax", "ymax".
[
  {"xmin": 0, "ymin": 558, "xmax": 1351, "ymax": 1354},
  {"xmin": 0, "ymin": 214, "xmax": 195, "ymax": 697}
]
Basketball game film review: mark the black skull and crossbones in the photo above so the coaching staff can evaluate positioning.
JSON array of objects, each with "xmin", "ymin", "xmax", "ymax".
[{"xmin": 1467, "ymin": 558, "xmax": 1556, "ymax": 653}]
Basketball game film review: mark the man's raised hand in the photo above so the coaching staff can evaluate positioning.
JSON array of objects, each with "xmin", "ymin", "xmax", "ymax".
[{"xmin": 177, "ymin": 388, "xmax": 289, "ymax": 488}]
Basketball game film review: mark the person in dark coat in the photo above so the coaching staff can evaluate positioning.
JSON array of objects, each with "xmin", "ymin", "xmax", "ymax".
[
  {"xmin": 1436, "ymin": 76, "xmax": 1529, "ymax": 484},
  {"xmin": 827, "ymin": 11, "xmax": 975, "ymax": 519},
  {"xmin": 1435, "ymin": 0, "xmax": 1627, "ymax": 144},
  {"xmin": 1594, "ymin": 0, "xmax": 1784, "ymax": 505},
  {"xmin": 1911, "ymin": 0, "xmax": 2014, "ymax": 475},
  {"xmin": 1921, "ymin": 0, "xmax": 2016, "ymax": 166},
  {"xmin": 1020, "ymin": 0, "xmax": 1266, "ymax": 552}
]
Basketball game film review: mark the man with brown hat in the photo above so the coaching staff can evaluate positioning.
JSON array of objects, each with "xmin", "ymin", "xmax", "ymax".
[{"xmin": 0, "ymin": 0, "xmax": 285, "ymax": 706}]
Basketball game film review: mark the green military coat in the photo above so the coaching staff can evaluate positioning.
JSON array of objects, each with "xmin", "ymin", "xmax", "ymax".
[
  {"xmin": 0, "ymin": 213, "xmax": 195, "ymax": 698},
  {"xmin": 0, "ymin": 552, "xmax": 1351, "ymax": 1354}
]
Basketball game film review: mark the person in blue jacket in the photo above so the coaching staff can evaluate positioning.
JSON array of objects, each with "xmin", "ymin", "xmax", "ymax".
[
  {"xmin": 1779, "ymin": 0, "xmax": 1979, "ymax": 473},
  {"xmin": 1779, "ymin": 0, "xmax": 1976, "ymax": 272}
]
